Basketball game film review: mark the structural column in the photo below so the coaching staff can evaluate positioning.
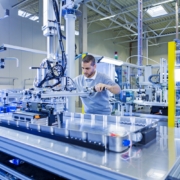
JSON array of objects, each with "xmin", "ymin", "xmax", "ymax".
[
  {"xmin": 168, "ymin": 41, "xmax": 176, "ymax": 127},
  {"xmin": 137, "ymin": 0, "xmax": 143, "ymax": 73},
  {"xmin": 65, "ymin": 12, "xmax": 76, "ymax": 112},
  {"xmin": 79, "ymin": 3, "xmax": 87, "ymax": 74},
  {"xmin": 143, "ymin": 26, "xmax": 148, "ymax": 65},
  {"xmin": 79, "ymin": 4, "xmax": 87, "ymax": 109}
]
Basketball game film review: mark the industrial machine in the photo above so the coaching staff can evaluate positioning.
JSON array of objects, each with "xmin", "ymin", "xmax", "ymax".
[
  {"xmin": 0, "ymin": 0, "xmax": 178, "ymax": 180},
  {"xmin": 113, "ymin": 58, "xmax": 168, "ymax": 116}
]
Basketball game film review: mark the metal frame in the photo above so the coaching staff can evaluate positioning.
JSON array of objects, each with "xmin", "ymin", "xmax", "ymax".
[
  {"xmin": 14, "ymin": 0, "xmax": 178, "ymax": 43},
  {"xmin": 137, "ymin": 0, "xmax": 143, "ymax": 70},
  {"xmin": 85, "ymin": 0, "xmax": 179, "ymax": 43},
  {"xmin": 0, "ymin": 134, "xmax": 134, "ymax": 180},
  {"xmin": 168, "ymin": 41, "xmax": 176, "ymax": 127},
  {"xmin": 41, "ymin": 91, "xmax": 89, "ymax": 98},
  {"xmin": 0, "ymin": 44, "xmax": 47, "ymax": 55}
]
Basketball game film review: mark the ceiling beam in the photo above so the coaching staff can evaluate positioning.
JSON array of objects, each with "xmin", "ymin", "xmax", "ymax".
[
  {"xmin": 86, "ymin": 3, "xmax": 137, "ymax": 34},
  {"xmin": 11, "ymin": 0, "xmax": 29, "ymax": 9},
  {"xmin": 114, "ymin": 32, "xmax": 180, "ymax": 45},
  {"xmin": 93, "ymin": 0, "xmax": 137, "ymax": 27},
  {"xmin": 88, "ymin": 8, "xmax": 179, "ymax": 35},
  {"xmin": 105, "ymin": 24, "xmax": 178, "ymax": 41}
]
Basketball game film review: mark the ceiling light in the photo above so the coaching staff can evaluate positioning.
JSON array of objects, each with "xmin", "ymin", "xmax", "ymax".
[
  {"xmin": 100, "ymin": 15, "xmax": 116, "ymax": 21},
  {"xmin": 100, "ymin": 57, "xmax": 124, "ymax": 66},
  {"xmin": 147, "ymin": 5, "xmax": 167, "ymax": 17},
  {"xmin": 149, "ymin": 43, "xmax": 159, "ymax": 46},
  {"xmin": 75, "ymin": 31, "xmax": 79, "ymax": 36},
  {"xmin": 131, "ymin": 33, "xmax": 138, "ymax": 36},
  {"xmin": 61, "ymin": 25, "xmax": 65, "ymax": 31},
  {"xmin": 174, "ymin": 25, "xmax": 180, "ymax": 28}
]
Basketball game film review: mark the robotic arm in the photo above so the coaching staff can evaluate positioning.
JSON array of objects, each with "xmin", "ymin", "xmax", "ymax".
[{"xmin": 62, "ymin": 0, "xmax": 83, "ymax": 9}]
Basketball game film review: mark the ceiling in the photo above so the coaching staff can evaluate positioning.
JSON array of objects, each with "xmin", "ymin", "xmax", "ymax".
[{"xmin": 16, "ymin": 0, "xmax": 179, "ymax": 45}]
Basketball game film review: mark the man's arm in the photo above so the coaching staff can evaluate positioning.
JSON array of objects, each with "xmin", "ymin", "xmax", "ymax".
[{"xmin": 95, "ymin": 83, "xmax": 120, "ymax": 94}]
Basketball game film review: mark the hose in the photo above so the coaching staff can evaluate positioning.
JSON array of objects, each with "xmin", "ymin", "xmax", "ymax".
[
  {"xmin": 51, "ymin": 0, "xmax": 67, "ymax": 75},
  {"xmin": 148, "ymin": 74, "xmax": 160, "ymax": 85}
]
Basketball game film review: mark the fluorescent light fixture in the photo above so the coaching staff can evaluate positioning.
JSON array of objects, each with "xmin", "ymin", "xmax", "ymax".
[
  {"xmin": 174, "ymin": 25, "xmax": 180, "ymax": 28},
  {"xmin": 149, "ymin": 43, "xmax": 159, "ymax": 46},
  {"xmin": 101, "ymin": 57, "xmax": 124, "ymax": 66},
  {"xmin": 131, "ymin": 33, "xmax": 138, "ymax": 36},
  {"xmin": 29, "ymin": 15, "xmax": 39, "ymax": 21},
  {"xmin": 147, "ymin": 5, "xmax": 167, "ymax": 17},
  {"xmin": 100, "ymin": 15, "xmax": 116, "ymax": 21},
  {"xmin": 152, "ymin": 0, "xmax": 174, "ymax": 6},
  {"xmin": 60, "ymin": 25, "xmax": 79, "ymax": 36}
]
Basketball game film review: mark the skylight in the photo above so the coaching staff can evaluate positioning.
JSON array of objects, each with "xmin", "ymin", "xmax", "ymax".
[
  {"xmin": 147, "ymin": 5, "xmax": 167, "ymax": 17},
  {"xmin": 18, "ymin": 10, "xmax": 39, "ymax": 22},
  {"xmin": 29, "ymin": 15, "xmax": 39, "ymax": 21},
  {"xmin": 18, "ymin": 10, "xmax": 31, "ymax": 18}
]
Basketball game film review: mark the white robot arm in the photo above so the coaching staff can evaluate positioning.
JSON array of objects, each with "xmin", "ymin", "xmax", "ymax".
[{"xmin": 62, "ymin": 0, "xmax": 83, "ymax": 9}]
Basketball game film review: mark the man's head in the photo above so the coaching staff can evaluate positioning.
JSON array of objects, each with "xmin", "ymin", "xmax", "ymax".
[{"xmin": 82, "ymin": 55, "xmax": 96, "ymax": 78}]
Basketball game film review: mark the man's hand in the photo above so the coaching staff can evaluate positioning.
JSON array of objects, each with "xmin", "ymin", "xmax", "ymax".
[
  {"xmin": 95, "ymin": 83, "xmax": 120, "ymax": 94},
  {"xmin": 95, "ymin": 83, "xmax": 110, "ymax": 92}
]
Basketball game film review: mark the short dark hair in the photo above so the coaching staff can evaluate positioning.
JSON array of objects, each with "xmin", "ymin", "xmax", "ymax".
[{"xmin": 82, "ymin": 55, "xmax": 95, "ymax": 66}]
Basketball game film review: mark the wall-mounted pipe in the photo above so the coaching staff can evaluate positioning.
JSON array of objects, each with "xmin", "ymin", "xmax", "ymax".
[{"xmin": 4, "ymin": 57, "xmax": 19, "ymax": 67}]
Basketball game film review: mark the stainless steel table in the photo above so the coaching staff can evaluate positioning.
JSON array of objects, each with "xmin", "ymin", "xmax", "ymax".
[{"xmin": 0, "ymin": 121, "xmax": 179, "ymax": 180}]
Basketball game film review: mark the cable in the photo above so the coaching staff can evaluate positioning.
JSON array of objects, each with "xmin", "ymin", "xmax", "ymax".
[
  {"xmin": 126, "ymin": 55, "xmax": 159, "ymax": 65},
  {"xmin": 35, "ymin": 60, "xmax": 64, "ymax": 88},
  {"xmin": 51, "ymin": 0, "xmax": 67, "ymax": 74},
  {"xmin": 67, "ymin": 76, "xmax": 76, "ymax": 88},
  {"xmin": 63, "ymin": 76, "xmax": 77, "ymax": 91},
  {"xmin": 148, "ymin": 74, "xmax": 160, "ymax": 85}
]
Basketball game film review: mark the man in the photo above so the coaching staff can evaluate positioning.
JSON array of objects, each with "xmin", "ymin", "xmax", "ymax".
[{"xmin": 74, "ymin": 55, "xmax": 121, "ymax": 115}]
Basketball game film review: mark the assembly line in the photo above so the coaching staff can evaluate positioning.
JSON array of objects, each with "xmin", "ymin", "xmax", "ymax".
[{"xmin": 0, "ymin": 0, "xmax": 179, "ymax": 180}]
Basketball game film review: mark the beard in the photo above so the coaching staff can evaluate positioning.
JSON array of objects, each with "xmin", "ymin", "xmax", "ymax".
[{"xmin": 84, "ymin": 70, "xmax": 95, "ymax": 78}]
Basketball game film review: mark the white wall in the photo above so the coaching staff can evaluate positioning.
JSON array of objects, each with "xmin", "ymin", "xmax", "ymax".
[
  {"xmin": 87, "ymin": 24, "xmax": 129, "ymax": 60},
  {"xmin": 74, "ymin": 24, "xmax": 129, "ymax": 76},
  {"xmin": 130, "ymin": 35, "xmax": 176, "ymax": 65},
  {"xmin": 0, "ymin": 0, "xmax": 46, "ymax": 89},
  {"xmin": 0, "ymin": 0, "xmax": 129, "ymax": 89}
]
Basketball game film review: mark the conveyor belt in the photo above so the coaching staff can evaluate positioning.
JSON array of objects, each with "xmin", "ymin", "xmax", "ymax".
[
  {"xmin": 0, "ymin": 115, "xmax": 176, "ymax": 180},
  {"xmin": 0, "ymin": 120, "xmax": 106, "ymax": 151},
  {"xmin": 0, "ymin": 127, "xmax": 136, "ymax": 180}
]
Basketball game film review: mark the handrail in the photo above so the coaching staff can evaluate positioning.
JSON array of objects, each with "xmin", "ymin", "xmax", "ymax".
[{"xmin": 0, "ymin": 77, "xmax": 18, "ymax": 86}]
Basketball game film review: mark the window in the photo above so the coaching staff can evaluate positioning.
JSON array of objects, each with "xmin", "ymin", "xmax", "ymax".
[{"xmin": 18, "ymin": 10, "xmax": 39, "ymax": 22}]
